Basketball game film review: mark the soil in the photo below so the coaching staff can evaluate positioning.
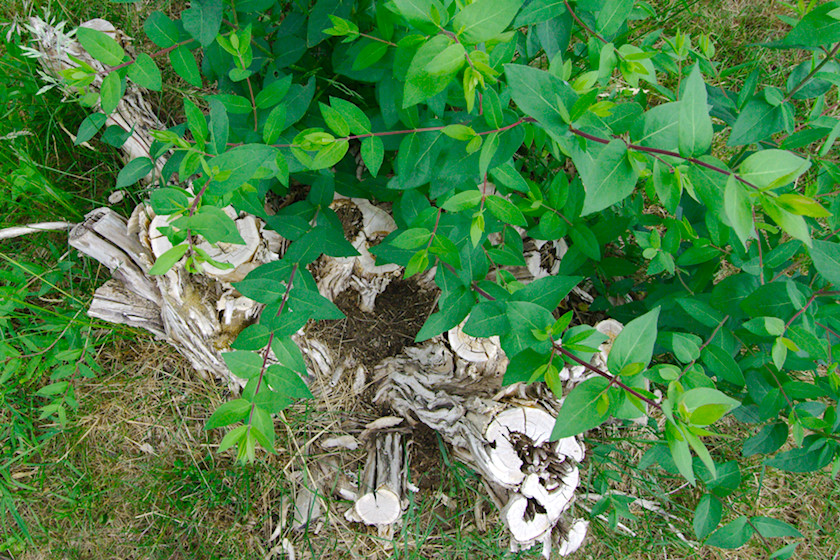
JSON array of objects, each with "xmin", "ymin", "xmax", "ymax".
[
  {"xmin": 307, "ymin": 279, "xmax": 439, "ymax": 369},
  {"xmin": 334, "ymin": 203, "xmax": 364, "ymax": 241}
]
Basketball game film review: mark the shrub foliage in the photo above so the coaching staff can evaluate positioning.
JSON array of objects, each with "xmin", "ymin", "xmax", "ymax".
[{"xmin": 48, "ymin": 0, "xmax": 840, "ymax": 553}]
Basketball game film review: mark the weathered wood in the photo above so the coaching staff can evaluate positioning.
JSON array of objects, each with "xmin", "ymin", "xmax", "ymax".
[{"xmin": 351, "ymin": 430, "xmax": 405, "ymax": 527}]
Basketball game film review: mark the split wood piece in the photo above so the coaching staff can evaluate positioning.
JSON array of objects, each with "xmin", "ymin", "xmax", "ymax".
[
  {"xmin": 69, "ymin": 205, "xmax": 285, "ymax": 387},
  {"xmin": 348, "ymin": 430, "xmax": 406, "ymax": 528},
  {"xmin": 373, "ymin": 342, "xmax": 587, "ymax": 558},
  {"xmin": 316, "ymin": 197, "xmax": 400, "ymax": 312},
  {"xmin": 28, "ymin": 17, "xmax": 168, "ymax": 180}
]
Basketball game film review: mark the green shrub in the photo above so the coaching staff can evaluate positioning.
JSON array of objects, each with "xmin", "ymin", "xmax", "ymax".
[{"xmin": 53, "ymin": 0, "xmax": 840, "ymax": 554}]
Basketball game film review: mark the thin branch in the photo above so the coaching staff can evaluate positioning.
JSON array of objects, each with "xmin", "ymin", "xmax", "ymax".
[
  {"xmin": 568, "ymin": 126, "xmax": 763, "ymax": 191},
  {"xmin": 102, "ymin": 39, "xmax": 195, "ymax": 75},
  {"xmin": 248, "ymin": 263, "xmax": 299, "ymax": 426},
  {"xmin": 564, "ymin": 0, "xmax": 607, "ymax": 44},
  {"xmin": 782, "ymin": 42, "xmax": 840, "ymax": 103},
  {"xmin": 0, "ymin": 221, "xmax": 75, "ymax": 241},
  {"xmin": 554, "ymin": 344, "xmax": 662, "ymax": 410}
]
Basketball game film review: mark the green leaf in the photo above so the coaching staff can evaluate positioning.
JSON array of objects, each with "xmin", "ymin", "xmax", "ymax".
[
  {"xmin": 310, "ymin": 140, "xmax": 349, "ymax": 170},
  {"xmin": 144, "ymin": 11, "xmax": 180, "ymax": 48},
  {"xmin": 150, "ymin": 188, "xmax": 190, "ymax": 215},
  {"xmin": 705, "ymin": 516, "xmax": 754, "ymax": 549},
  {"xmin": 569, "ymin": 222, "xmax": 600, "ymax": 260},
  {"xmin": 739, "ymin": 150, "xmax": 810, "ymax": 189},
  {"xmin": 762, "ymin": 196, "xmax": 811, "ymax": 247},
  {"xmin": 255, "ymin": 75, "xmax": 292, "ymax": 109},
  {"xmin": 392, "ymin": 0, "xmax": 442, "ymax": 29},
  {"xmin": 769, "ymin": 543, "xmax": 800, "ymax": 560},
  {"xmin": 391, "ymin": 228, "xmax": 432, "ymax": 249},
  {"xmin": 727, "ymin": 98, "xmax": 784, "ymax": 146},
  {"xmin": 607, "ymin": 307, "xmax": 660, "ymax": 375},
  {"xmin": 222, "ymin": 350, "xmax": 264, "ymax": 379},
  {"xmin": 360, "ymin": 136, "xmax": 384, "ymax": 177},
  {"xmin": 149, "ymin": 243, "xmax": 188, "ymax": 275},
  {"xmin": 209, "ymin": 98, "xmax": 229, "ymax": 155},
  {"xmin": 75, "ymin": 113, "xmax": 107, "ymax": 145},
  {"xmin": 750, "ymin": 517, "xmax": 803, "ymax": 539},
  {"xmin": 263, "ymin": 104, "xmax": 287, "ymax": 145},
  {"xmin": 489, "ymin": 162, "xmax": 529, "ymax": 193},
  {"xmin": 578, "ymin": 140, "xmax": 638, "ymax": 216},
  {"xmin": 463, "ymin": 302, "xmax": 509, "ymax": 337},
  {"xmin": 319, "ymin": 102, "xmax": 350, "ymax": 137},
  {"xmin": 809, "ymin": 240, "xmax": 840, "ymax": 286},
  {"xmin": 116, "ymin": 157, "xmax": 154, "ymax": 188},
  {"xmin": 724, "ymin": 175, "xmax": 754, "ymax": 248},
  {"xmin": 182, "ymin": 0, "xmax": 223, "ymax": 47},
  {"xmin": 425, "ymin": 42, "xmax": 466, "ymax": 75},
  {"xmin": 743, "ymin": 423, "xmax": 788, "ymax": 457},
  {"xmin": 169, "ymin": 45, "xmax": 203, "ymax": 87},
  {"xmin": 77, "ymin": 26, "xmax": 126, "ymax": 66},
  {"xmin": 183, "ymin": 99, "xmax": 208, "ymax": 147},
  {"xmin": 679, "ymin": 64, "xmax": 713, "ymax": 157},
  {"xmin": 100, "ymin": 72, "xmax": 123, "ymax": 114},
  {"xmin": 231, "ymin": 324, "xmax": 271, "ymax": 351},
  {"xmin": 352, "ymin": 41, "xmax": 389, "ymax": 71},
  {"xmin": 442, "ymin": 190, "xmax": 482, "ymax": 212},
  {"xmin": 205, "ymin": 398, "xmax": 250, "ymax": 430},
  {"xmin": 551, "ymin": 377, "xmax": 611, "ymax": 439},
  {"xmin": 218, "ymin": 425, "xmax": 248, "ymax": 453},
  {"xmin": 678, "ymin": 388, "xmax": 740, "ymax": 426},
  {"xmin": 773, "ymin": 0, "xmax": 840, "ymax": 48},
  {"xmin": 765, "ymin": 444, "xmax": 834, "ymax": 472},
  {"xmin": 208, "ymin": 144, "xmax": 276, "ymax": 196},
  {"xmin": 596, "ymin": 0, "xmax": 634, "ymax": 36},
  {"xmin": 701, "ymin": 345, "xmax": 745, "ymax": 386},
  {"xmin": 271, "ymin": 337, "xmax": 308, "ymax": 376},
  {"xmin": 330, "ymin": 97, "xmax": 371, "ymax": 134},
  {"xmin": 233, "ymin": 278, "xmax": 287, "ymax": 305},
  {"xmin": 485, "ymin": 195, "xmax": 527, "ymax": 226},
  {"xmin": 127, "ymin": 53, "xmax": 162, "ymax": 91},
  {"xmin": 415, "ymin": 288, "xmax": 473, "ymax": 342},
  {"xmin": 504, "ymin": 64, "xmax": 576, "ymax": 140},
  {"xmin": 181, "ymin": 206, "xmax": 244, "ymax": 244},
  {"xmin": 693, "ymin": 494, "xmax": 722, "ymax": 539},
  {"xmin": 511, "ymin": 276, "xmax": 582, "ymax": 311},
  {"xmin": 266, "ymin": 364, "xmax": 313, "ymax": 399},
  {"xmin": 287, "ymin": 287, "xmax": 345, "ymax": 320},
  {"xmin": 452, "ymin": 0, "xmax": 523, "ymax": 44}
]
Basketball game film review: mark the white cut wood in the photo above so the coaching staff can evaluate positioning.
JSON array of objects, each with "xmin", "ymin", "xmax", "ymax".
[{"xmin": 353, "ymin": 431, "xmax": 404, "ymax": 526}]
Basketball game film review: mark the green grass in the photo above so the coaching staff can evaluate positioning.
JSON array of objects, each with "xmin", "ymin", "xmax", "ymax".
[{"xmin": 0, "ymin": 0, "xmax": 838, "ymax": 558}]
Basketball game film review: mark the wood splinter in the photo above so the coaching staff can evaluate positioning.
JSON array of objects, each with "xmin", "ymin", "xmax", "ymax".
[{"xmin": 347, "ymin": 429, "xmax": 406, "ymax": 531}]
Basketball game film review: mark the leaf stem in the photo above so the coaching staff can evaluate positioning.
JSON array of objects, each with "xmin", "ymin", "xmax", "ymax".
[
  {"xmin": 553, "ymin": 343, "xmax": 662, "ymax": 410},
  {"xmin": 782, "ymin": 42, "xmax": 840, "ymax": 104},
  {"xmin": 248, "ymin": 263, "xmax": 299, "ymax": 426},
  {"xmin": 568, "ymin": 126, "xmax": 762, "ymax": 191},
  {"xmin": 102, "ymin": 39, "xmax": 195, "ymax": 75},
  {"xmin": 564, "ymin": 0, "xmax": 607, "ymax": 44}
]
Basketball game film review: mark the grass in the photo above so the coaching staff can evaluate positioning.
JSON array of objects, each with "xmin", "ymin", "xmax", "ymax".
[{"xmin": 0, "ymin": 0, "xmax": 838, "ymax": 558}]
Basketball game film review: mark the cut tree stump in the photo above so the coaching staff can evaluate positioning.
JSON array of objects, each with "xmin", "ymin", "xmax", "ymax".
[{"xmin": 30, "ymin": 17, "xmax": 599, "ymax": 558}]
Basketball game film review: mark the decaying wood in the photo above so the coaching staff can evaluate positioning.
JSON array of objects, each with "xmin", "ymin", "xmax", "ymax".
[
  {"xmin": 372, "ymin": 335, "xmax": 588, "ymax": 558},
  {"xmin": 26, "ymin": 17, "xmax": 167, "ymax": 179},
  {"xmin": 348, "ymin": 430, "xmax": 406, "ymax": 531}
]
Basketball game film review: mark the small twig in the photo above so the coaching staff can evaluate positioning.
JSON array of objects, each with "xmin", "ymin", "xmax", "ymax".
[
  {"xmin": 782, "ymin": 42, "xmax": 840, "ymax": 103},
  {"xmin": 0, "ymin": 221, "xmax": 75, "ymax": 241},
  {"xmin": 554, "ymin": 344, "xmax": 662, "ymax": 410},
  {"xmin": 564, "ymin": 0, "xmax": 608, "ymax": 44}
]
